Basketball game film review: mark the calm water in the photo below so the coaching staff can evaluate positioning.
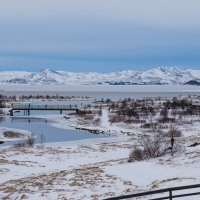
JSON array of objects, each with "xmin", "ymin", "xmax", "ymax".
[
  {"xmin": 1, "ymin": 99, "xmax": 104, "ymax": 146},
  {"xmin": 0, "ymin": 85, "xmax": 200, "ymax": 100},
  {"xmin": 0, "ymin": 116, "xmax": 104, "ymax": 146}
]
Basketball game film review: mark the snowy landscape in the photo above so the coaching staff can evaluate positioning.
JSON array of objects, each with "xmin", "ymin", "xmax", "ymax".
[
  {"xmin": 0, "ymin": 67, "xmax": 200, "ymax": 86},
  {"xmin": 1, "ymin": 0, "xmax": 200, "ymax": 199},
  {"xmin": 1, "ymin": 93, "xmax": 200, "ymax": 199}
]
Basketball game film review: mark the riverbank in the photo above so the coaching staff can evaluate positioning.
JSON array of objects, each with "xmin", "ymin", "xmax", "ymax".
[
  {"xmin": 1, "ymin": 95, "xmax": 200, "ymax": 199},
  {"xmin": 0, "ymin": 127, "xmax": 32, "ymax": 142}
]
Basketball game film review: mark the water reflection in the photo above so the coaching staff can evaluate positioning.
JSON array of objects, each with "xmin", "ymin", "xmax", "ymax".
[
  {"xmin": 0, "ymin": 117, "xmax": 5, "ymax": 123},
  {"xmin": 11, "ymin": 117, "xmax": 48, "ymax": 123},
  {"xmin": 0, "ymin": 116, "xmax": 104, "ymax": 146}
]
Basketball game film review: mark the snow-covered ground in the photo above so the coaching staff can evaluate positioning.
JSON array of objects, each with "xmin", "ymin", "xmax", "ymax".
[
  {"xmin": 1, "ymin": 105, "xmax": 200, "ymax": 200},
  {"xmin": 0, "ymin": 127, "xmax": 32, "ymax": 142}
]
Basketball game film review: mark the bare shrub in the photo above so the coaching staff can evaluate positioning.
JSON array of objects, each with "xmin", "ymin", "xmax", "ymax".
[
  {"xmin": 158, "ymin": 117, "xmax": 176, "ymax": 123},
  {"xmin": 13, "ymin": 142, "xmax": 26, "ymax": 148},
  {"xmin": 109, "ymin": 114, "xmax": 127, "ymax": 123},
  {"xmin": 157, "ymin": 124, "xmax": 169, "ymax": 129},
  {"xmin": 160, "ymin": 107, "xmax": 169, "ymax": 119},
  {"xmin": 140, "ymin": 133, "xmax": 167, "ymax": 158},
  {"xmin": 77, "ymin": 110, "xmax": 92, "ymax": 116},
  {"xmin": 141, "ymin": 122, "xmax": 158, "ymax": 129},
  {"xmin": 93, "ymin": 117, "xmax": 100, "ymax": 125},
  {"xmin": 168, "ymin": 126, "xmax": 182, "ymax": 137},
  {"xmin": 128, "ymin": 132, "xmax": 185, "ymax": 162},
  {"xmin": 128, "ymin": 147, "xmax": 144, "ymax": 162},
  {"xmin": 128, "ymin": 133, "xmax": 167, "ymax": 162},
  {"xmin": 13, "ymin": 134, "xmax": 35, "ymax": 148},
  {"xmin": 84, "ymin": 115, "xmax": 94, "ymax": 120},
  {"xmin": 26, "ymin": 135, "xmax": 35, "ymax": 147},
  {"xmin": 125, "ymin": 119, "xmax": 145, "ymax": 124}
]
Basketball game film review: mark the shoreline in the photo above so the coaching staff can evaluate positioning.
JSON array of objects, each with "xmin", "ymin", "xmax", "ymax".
[{"xmin": 0, "ymin": 127, "xmax": 32, "ymax": 142}]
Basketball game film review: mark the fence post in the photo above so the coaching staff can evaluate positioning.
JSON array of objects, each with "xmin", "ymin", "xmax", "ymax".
[{"xmin": 169, "ymin": 190, "xmax": 172, "ymax": 200}]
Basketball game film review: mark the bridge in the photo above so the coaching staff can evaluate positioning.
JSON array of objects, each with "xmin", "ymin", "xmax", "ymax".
[{"xmin": 10, "ymin": 104, "xmax": 80, "ymax": 116}]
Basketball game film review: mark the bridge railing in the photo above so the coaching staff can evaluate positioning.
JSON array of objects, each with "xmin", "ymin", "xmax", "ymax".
[
  {"xmin": 104, "ymin": 184, "xmax": 200, "ymax": 200},
  {"xmin": 12, "ymin": 104, "xmax": 78, "ymax": 109}
]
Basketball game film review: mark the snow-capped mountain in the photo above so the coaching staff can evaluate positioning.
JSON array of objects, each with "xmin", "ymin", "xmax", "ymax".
[
  {"xmin": 184, "ymin": 79, "xmax": 200, "ymax": 86},
  {"xmin": 0, "ymin": 67, "xmax": 199, "ymax": 85}
]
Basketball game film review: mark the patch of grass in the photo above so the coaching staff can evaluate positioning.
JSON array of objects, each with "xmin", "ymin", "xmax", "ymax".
[
  {"xmin": 13, "ymin": 134, "xmax": 35, "ymax": 148},
  {"xmin": 3, "ymin": 131, "xmax": 24, "ymax": 138}
]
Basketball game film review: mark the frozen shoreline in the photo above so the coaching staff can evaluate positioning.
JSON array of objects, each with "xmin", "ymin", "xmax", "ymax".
[{"xmin": 0, "ymin": 127, "xmax": 32, "ymax": 142}]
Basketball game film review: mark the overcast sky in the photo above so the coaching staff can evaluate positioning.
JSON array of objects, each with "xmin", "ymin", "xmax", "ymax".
[{"xmin": 0, "ymin": 0, "xmax": 200, "ymax": 72}]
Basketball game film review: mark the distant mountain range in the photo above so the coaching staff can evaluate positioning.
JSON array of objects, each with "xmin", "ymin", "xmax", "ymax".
[
  {"xmin": 0, "ymin": 67, "xmax": 200, "ymax": 85},
  {"xmin": 184, "ymin": 79, "xmax": 200, "ymax": 86}
]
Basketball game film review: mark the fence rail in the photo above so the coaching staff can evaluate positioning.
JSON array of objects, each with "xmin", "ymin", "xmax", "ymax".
[{"xmin": 104, "ymin": 184, "xmax": 200, "ymax": 200}]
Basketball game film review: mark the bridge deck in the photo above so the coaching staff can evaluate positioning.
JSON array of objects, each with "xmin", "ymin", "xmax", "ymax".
[
  {"xmin": 12, "ymin": 105, "xmax": 78, "ymax": 110},
  {"xmin": 10, "ymin": 104, "xmax": 79, "ymax": 116}
]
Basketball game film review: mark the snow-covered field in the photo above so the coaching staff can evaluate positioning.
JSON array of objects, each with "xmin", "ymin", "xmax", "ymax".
[{"xmin": 1, "ymin": 104, "xmax": 200, "ymax": 199}]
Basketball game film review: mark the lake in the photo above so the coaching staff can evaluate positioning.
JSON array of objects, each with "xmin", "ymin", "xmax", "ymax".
[{"xmin": 0, "ymin": 84, "xmax": 200, "ymax": 100}]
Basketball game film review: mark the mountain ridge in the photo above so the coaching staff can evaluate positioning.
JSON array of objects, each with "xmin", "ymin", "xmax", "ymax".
[{"xmin": 0, "ymin": 67, "xmax": 199, "ymax": 85}]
